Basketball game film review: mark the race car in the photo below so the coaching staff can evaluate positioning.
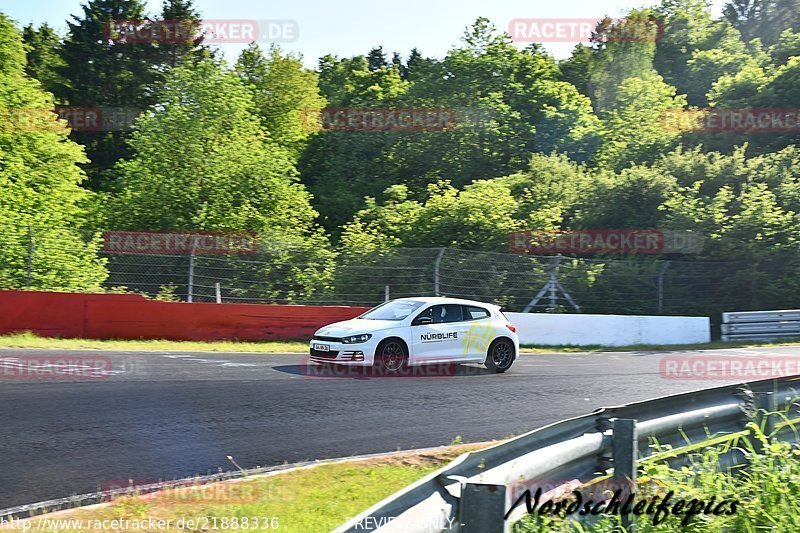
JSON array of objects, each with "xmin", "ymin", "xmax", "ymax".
[{"xmin": 309, "ymin": 297, "xmax": 519, "ymax": 373}]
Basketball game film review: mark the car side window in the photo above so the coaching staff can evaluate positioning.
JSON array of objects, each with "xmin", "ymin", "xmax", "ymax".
[
  {"xmin": 412, "ymin": 304, "xmax": 464, "ymax": 325},
  {"xmin": 412, "ymin": 306, "xmax": 435, "ymax": 325},
  {"xmin": 463, "ymin": 305, "xmax": 490, "ymax": 321},
  {"xmin": 434, "ymin": 304, "xmax": 463, "ymax": 324}
]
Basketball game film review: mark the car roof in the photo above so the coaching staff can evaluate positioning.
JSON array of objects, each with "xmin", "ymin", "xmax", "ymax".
[{"xmin": 392, "ymin": 296, "xmax": 500, "ymax": 309}]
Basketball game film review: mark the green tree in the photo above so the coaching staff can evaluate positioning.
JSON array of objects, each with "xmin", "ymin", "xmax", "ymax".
[
  {"xmin": 682, "ymin": 22, "xmax": 765, "ymax": 105},
  {"xmin": 588, "ymin": 10, "xmax": 661, "ymax": 112},
  {"xmin": 653, "ymin": 0, "xmax": 717, "ymax": 94},
  {"xmin": 559, "ymin": 44, "xmax": 592, "ymax": 96},
  {"xmin": 154, "ymin": 0, "xmax": 207, "ymax": 70},
  {"xmin": 106, "ymin": 58, "xmax": 333, "ymax": 300},
  {"xmin": 235, "ymin": 43, "xmax": 326, "ymax": 160},
  {"xmin": 0, "ymin": 14, "xmax": 106, "ymax": 291},
  {"xmin": 317, "ymin": 53, "xmax": 408, "ymax": 106},
  {"xmin": 769, "ymin": 29, "xmax": 800, "ymax": 65},
  {"xmin": 723, "ymin": 0, "xmax": 767, "ymax": 42},
  {"xmin": 340, "ymin": 180, "xmax": 521, "ymax": 253},
  {"xmin": 574, "ymin": 166, "xmax": 679, "ymax": 228},
  {"xmin": 58, "ymin": 0, "xmax": 158, "ymax": 189},
  {"xmin": 724, "ymin": 0, "xmax": 800, "ymax": 46},
  {"xmin": 709, "ymin": 56, "xmax": 800, "ymax": 152},
  {"xmin": 367, "ymin": 46, "xmax": 387, "ymax": 71},
  {"xmin": 303, "ymin": 19, "xmax": 602, "ymax": 234},
  {"xmin": 404, "ymin": 47, "xmax": 432, "ymax": 81},
  {"xmin": 498, "ymin": 153, "xmax": 594, "ymax": 230},
  {"xmin": 594, "ymin": 73, "xmax": 687, "ymax": 170},
  {"xmin": 108, "ymin": 59, "xmax": 315, "ymax": 231},
  {"xmin": 21, "ymin": 23, "xmax": 65, "ymax": 98}
]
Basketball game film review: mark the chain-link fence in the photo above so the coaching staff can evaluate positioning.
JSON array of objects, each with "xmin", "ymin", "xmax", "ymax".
[{"xmin": 2, "ymin": 226, "xmax": 798, "ymax": 319}]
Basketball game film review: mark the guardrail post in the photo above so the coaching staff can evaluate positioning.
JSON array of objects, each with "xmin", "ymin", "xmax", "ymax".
[
  {"xmin": 460, "ymin": 482, "xmax": 505, "ymax": 533},
  {"xmin": 753, "ymin": 392, "xmax": 777, "ymax": 454},
  {"xmin": 613, "ymin": 418, "xmax": 638, "ymax": 530}
]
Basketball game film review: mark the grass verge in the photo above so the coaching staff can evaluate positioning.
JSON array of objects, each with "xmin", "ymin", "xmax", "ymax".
[
  {"xmin": 15, "ymin": 443, "xmax": 490, "ymax": 533},
  {"xmin": 520, "ymin": 339, "xmax": 800, "ymax": 353},
  {"xmin": 1, "ymin": 332, "xmax": 799, "ymax": 355},
  {"xmin": 0, "ymin": 332, "xmax": 309, "ymax": 353}
]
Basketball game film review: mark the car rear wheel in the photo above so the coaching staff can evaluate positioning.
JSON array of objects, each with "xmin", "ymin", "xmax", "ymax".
[
  {"xmin": 485, "ymin": 339, "xmax": 515, "ymax": 373},
  {"xmin": 373, "ymin": 339, "xmax": 408, "ymax": 374}
]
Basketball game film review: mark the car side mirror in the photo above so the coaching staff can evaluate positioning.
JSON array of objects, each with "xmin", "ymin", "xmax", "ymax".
[{"xmin": 414, "ymin": 316, "xmax": 433, "ymax": 326}]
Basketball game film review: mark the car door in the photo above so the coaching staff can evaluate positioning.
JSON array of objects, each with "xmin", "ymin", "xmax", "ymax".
[
  {"xmin": 460, "ymin": 305, "xmax": 495, "ymax": 361},
  {"xmin": 411, "ymin": 304, "xmax": 467, "ymax": 363}
]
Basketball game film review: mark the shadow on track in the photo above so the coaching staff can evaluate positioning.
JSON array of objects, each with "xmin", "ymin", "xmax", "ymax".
[{"xmin": 273, "ymin": 362, "xmax": 495, "ymax": 379}]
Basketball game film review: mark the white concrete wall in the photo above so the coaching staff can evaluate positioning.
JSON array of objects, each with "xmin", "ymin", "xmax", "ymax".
[{"xmin": 505, "ymin": 313, "xmax": 710, "ymax": 347}]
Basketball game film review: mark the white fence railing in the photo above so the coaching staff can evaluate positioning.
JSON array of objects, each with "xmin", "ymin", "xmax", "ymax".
[{"xmin": 722, "ymin": 309, "xmax": 800, "ymax": 341}]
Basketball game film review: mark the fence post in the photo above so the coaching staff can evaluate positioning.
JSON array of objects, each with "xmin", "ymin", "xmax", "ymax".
[
  {"xmin": 215, "ymin": 282, "xmax": 222, "ymax": 304},
  {"xmin": 187, "ymin": 239, "xmax": 196, "ymax": 303},
  {"xmin": 384, "ymin": 284, "xmax": 390, "ymax": 302},
  {"xmin": 656, "ymin": 261, "xmax": 671, "ymax": 313},
  {"xmin": 26, "ymin": 225, "xmax": 34, "ymax": 288},
  {"xmin": 613, "ymin": 418, "xmax": 638, "ymax": 530},
  {"xmin": 548, "ymin": 255, "xmax": 561, "ymax": 311},
  {"xmin": 433, "ymin": 247, "xmax": 445, "ymax": 296}
]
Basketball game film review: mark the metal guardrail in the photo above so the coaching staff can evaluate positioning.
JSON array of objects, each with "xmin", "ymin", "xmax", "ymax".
[
  {"xmin": 722, "ymin": 309, "xmax": 800, "ymax": 341},
  {"xmin": 334, "ymin": 376, "xmax": 800, "ymax": 533}
]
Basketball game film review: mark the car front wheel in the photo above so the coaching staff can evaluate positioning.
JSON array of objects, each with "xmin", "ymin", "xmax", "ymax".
[
  {"xmin": 485, "ymin": 339, "xmax": 515, "ymax": 373},
  {"xmin": 373, "ymin": 339, "xmax": 408, "ymax": 375}
]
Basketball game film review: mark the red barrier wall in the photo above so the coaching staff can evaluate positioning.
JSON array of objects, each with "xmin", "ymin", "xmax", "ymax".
[{"xmin": 0, "ymin": 291, "xmax": 368, "ymax": 341}]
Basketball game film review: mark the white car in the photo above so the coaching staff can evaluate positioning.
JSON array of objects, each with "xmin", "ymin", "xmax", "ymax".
[{"xmin": 309, "ymin": 297, "xmax": 519, "ymax": 373}]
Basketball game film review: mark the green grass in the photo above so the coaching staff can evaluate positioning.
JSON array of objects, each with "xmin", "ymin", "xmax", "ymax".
[
  {"xmin": 2, "ymin": 332, "xmax": 799, "ymax": 356},
  {"xmin": 520, "ymin": 339, "xmax": 800, "ymax": 353},
  {"xmin": 0, "ymin": 332, "xmax": 309, "ymax": 353},
  {"xmin": 23, "ymin": 444, "xmax": 489, "ymax": 533}
]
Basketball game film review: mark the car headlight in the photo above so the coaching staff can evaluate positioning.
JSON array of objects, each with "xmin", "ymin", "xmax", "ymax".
[{"xmin": 342, "ymin": 334, "xmax": 372, "ymax": 344}]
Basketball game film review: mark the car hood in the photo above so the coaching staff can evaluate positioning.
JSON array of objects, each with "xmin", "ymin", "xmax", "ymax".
[{"xmin": 315, "ymin": 318, "xmax": 399, "ymax": 337}]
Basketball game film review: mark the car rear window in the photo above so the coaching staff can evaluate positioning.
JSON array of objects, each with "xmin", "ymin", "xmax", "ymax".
[{"xmin": 464, "ymin": 305, "xmax": 491, "ymax": 320}]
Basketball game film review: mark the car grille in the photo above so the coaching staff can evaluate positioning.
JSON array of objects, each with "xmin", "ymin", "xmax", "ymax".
[
  {"xmin": 313, "ymin": 335, "xmax": 343, "ymax": 343},
  {"xmin": 310, "ymin": 348, "xmax": 339, "ymax": 358}
]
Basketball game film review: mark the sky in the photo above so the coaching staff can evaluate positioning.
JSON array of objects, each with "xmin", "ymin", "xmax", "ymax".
[{"xmin": 1, "ymin": 0, "xmax": 729, "ymax": 67}]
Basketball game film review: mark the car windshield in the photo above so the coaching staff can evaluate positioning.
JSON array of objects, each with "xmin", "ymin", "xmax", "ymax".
[{"xmin": 360, "ymin": 300, "xmax": 425, "ymax": 320}]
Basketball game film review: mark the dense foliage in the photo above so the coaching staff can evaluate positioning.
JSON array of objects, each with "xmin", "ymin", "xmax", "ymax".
[{"xmin": 3, "ymin": 0, "xmax": 800, "ymax": 310}]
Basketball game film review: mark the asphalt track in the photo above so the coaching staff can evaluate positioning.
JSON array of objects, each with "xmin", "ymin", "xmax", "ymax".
[{"xmin": 2, "ymin": 345, "xmax": 799, "ymax": 510}]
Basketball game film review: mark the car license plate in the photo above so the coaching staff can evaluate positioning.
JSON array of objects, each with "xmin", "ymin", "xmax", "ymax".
[{"xmin": 313, "ymin": 343, "xmax": 330, "ymax": 352}]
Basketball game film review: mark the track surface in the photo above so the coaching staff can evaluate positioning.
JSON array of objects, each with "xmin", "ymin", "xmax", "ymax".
[{"xmin": 1, "ymin": 345, "xmax": 798, "ymax": 509}]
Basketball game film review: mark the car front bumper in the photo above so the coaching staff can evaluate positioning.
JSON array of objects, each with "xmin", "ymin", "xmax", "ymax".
[{"xmin": 308, "ymin": 338, "xmax": 379, "ymax": 366}]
